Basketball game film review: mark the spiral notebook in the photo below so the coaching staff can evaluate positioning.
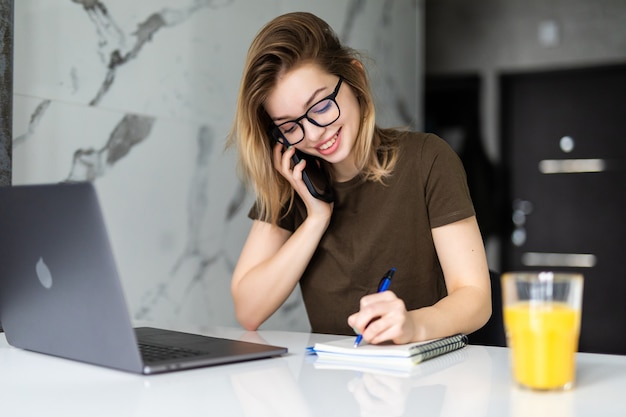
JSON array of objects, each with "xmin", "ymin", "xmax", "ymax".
[{"xmin": 309, "ymin": 334, "xmax": 468, "ymax": 370}]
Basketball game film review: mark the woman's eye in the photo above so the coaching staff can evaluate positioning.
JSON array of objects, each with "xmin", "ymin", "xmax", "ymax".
[
  {"xmin": 280, "ymin": 123, "xmax": 297, "ymax": 134},
  {"xmin": 311, "ymin": 99, "xmax": 332, "ymax": 115}
]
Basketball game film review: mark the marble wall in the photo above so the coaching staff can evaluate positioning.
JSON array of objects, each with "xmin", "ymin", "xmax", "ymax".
[
  {"xmin": 0, "ymin": 0, "xmax": 11, "ymax": 187},
  {"xmin": 11, "ymin": 0, "xmax": 422, "ymax": 331}
]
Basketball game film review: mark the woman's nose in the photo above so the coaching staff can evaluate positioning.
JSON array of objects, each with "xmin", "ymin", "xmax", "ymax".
[{"xmin": 302, "ymin": 118, "xmax": 326, "ymax": 142}]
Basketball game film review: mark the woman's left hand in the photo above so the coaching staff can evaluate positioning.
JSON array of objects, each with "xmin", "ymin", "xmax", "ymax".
[{"xmin": 347, "ymin": 291, "xmax": 416, "ymax": 345}]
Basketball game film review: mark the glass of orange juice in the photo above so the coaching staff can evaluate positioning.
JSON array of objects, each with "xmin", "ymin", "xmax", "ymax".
[{"xmin": 502, "ymin": 271, "xmax": 583, "ymax": 391}]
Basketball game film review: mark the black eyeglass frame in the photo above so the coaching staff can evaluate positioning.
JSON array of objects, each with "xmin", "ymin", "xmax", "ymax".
[{"xmin": 268, "ymin": 77, "xmax": 343, "ymax": 146}]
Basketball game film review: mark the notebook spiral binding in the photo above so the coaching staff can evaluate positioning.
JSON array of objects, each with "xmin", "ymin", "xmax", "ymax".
[{"xmin": 410, "ymin": 334, "xmax": 468, "ymax": 363}]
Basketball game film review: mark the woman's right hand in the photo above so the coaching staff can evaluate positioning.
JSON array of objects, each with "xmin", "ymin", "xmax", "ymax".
[
  {"xmin": 273, "ymin": 142, "xmax": 333, "ymax": 221},
  {"xmin": 232, "ymin": 144, "xmax": 334, "ymax": 330}
]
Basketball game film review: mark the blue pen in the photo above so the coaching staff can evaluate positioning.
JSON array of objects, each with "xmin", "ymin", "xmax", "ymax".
[{"xmin": 354, "ymin": 267, "xmax": 396, "ymax": 348}]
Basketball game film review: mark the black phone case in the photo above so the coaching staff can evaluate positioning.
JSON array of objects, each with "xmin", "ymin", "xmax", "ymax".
[{"xmin": 291, "ymin": 151, "xmax": 334, "ymax": 203}]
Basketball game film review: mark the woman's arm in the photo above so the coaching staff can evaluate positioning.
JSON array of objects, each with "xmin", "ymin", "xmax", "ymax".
[
  {"xmin": 348, "ymin": 216, "xmax": 491, "ymax": 344},
  {"xmin": 231, "ymin": 144, "xmax": 333, "ymax": 331},
  {"xmin": 231, "ymin": 217, "xmax": 325, "ymax": 330},
  {"xmin": 408, "ymin": 215, "xmax": 492, "ymax": 339}
]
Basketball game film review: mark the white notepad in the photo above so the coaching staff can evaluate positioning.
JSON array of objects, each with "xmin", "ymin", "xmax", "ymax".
[{"xmin": 310, "ymin": 334, "xmax": 468, "ymax": 369}]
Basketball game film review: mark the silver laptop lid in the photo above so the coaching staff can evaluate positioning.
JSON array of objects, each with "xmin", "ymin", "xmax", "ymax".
[{"xmin": 0, "ymin": 182, "xmax": 144, "ymax": 373}]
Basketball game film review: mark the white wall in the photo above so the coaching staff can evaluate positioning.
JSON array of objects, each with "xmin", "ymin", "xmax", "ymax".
[{"xmin": 12, "ymin": 0, "xmax": 423, "ymax": 331}]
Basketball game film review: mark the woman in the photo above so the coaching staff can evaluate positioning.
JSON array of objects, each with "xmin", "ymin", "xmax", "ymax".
[{"xmin": 227, "ymin": 12, "xmax": 491, "ymax": 345}]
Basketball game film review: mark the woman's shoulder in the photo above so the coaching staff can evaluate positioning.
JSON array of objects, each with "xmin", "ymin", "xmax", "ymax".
[{"xmin": 395, "ymin": 130, "xmax": 455, "ymax": 158}]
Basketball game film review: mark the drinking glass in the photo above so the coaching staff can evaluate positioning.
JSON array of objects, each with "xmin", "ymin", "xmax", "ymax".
[{"xmin": 501, "ymin": 271, "xmax": 584, "ymax": 390}]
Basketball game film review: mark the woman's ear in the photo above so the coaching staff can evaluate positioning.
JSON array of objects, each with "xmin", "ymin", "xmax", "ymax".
[{"xmin": 351, "ymin": 59, "xmax": 366, "ymax": 82}]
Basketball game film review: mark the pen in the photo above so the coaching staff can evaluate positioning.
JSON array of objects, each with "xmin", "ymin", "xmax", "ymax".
[{"xmin": 354, "ymin": 267, "xmax": 396, "ymax": 348}]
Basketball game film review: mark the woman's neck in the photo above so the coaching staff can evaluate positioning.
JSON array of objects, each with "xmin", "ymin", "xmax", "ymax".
[{"xmin": 331, "ymin": 158, "xmax": 360, "ymax": 183}]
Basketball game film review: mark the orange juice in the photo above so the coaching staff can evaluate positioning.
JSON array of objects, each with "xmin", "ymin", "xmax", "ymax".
[{"xmin": 504, "ymin": 301, "xmax": 580, "ymax": 390}]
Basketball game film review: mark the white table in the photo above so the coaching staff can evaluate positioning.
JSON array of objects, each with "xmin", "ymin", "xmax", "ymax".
[{"xmin": 1, "ymin": 325, "xmax": 625, "ymax": 417}]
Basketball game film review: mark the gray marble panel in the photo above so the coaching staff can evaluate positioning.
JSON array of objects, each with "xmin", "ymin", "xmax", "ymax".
[
  {"xmin": 0, "ymin": 0, "xmax": 12, "ymax": 186},
  {"xmin": 11, "ymin": 0, "xmax": 421, "ymax": 332}
]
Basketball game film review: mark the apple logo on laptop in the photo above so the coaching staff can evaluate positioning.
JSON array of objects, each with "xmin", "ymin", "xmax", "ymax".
[{"xmin": 35, "ymin": 257, "xmax": 53, "ymax": 289}]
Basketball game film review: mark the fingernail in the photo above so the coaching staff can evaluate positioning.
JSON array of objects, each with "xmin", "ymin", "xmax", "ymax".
[
  {"xmin": 352, "ymin": 327, "xmax": 359, "ymax": 335},
  {"xmin": 287, "ymin": 145, "xmax": 293, "ymax": 150}
]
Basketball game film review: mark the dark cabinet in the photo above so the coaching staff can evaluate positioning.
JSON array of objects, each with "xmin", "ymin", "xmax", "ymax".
[{"xmin": 500, "ymin": 64, "xmax": 626, "ymax": 354}]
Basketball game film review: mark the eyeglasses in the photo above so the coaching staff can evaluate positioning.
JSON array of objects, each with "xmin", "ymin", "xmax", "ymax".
[{"xmin": 269, "ymin": 77, "xmax": 343, "ymax": 146}]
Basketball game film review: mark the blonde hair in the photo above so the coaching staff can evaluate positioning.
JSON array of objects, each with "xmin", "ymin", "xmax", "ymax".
[{"xmin": 227, "ymin": 12, "xmax": 399, "ymax": 225}]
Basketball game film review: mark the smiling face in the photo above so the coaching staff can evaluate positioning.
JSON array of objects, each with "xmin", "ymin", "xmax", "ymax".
[{"xmin": 264, "ymin": 63, "xmax": 362, "ymax": 181}]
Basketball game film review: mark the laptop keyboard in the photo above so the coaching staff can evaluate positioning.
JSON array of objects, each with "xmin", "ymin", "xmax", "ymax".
[{"xmin": 139, "ymin": 343, "xmax": 207, "ymax": 362}]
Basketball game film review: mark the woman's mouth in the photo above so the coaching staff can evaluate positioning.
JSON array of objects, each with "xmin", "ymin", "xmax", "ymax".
[
  {"xmin": 319, "ymin": 135, "xmax": 337, "ymax": 150},
  {"xmin": 317, "ymin": 128, "xmax": 341, "ymax": 154}
]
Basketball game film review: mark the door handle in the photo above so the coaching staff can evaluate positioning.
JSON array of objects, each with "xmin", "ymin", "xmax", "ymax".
[{"xmin": 521, "ymin": 252, "xmax": 597, "ymax": 268}]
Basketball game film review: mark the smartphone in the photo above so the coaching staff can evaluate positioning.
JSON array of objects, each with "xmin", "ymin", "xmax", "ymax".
[{"xmin": 290, "ymin": 150, "xmax": 335, "ymax": 203}]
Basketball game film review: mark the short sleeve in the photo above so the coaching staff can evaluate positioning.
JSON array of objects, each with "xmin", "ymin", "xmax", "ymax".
[
  {"xmin": 420, "ymin": 134, "xmax": 475, "ymax": 228},
  {"xmin": 247, "ymin": 201, "xmax": 298, "ymax": 232}
]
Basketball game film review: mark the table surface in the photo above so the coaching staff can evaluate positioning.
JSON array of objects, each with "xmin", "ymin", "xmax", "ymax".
[{"xmin": 1, "ymin": 325, "xmax": 625, "ymax": 417}]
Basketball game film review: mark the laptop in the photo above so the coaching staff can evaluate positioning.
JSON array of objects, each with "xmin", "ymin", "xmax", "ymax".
[{"xmin": 0, "ymin": 182, "xmax": 287, "ymax": 374}]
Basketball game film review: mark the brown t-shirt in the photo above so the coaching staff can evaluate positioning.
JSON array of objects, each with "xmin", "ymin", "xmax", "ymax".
[{"xmin": 249, "ymin": 131, "xmax": 475, "ymax": 335}]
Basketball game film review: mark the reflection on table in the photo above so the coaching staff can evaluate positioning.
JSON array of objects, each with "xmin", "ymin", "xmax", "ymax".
[{"xmin": 1, "ymin": 325, "xmax": 625, "ymax": 416}]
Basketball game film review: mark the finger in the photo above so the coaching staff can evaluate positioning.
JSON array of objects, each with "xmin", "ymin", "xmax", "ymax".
[
  {"xmin": 350, "ymin": 305, "xmax": 388, "ymax": 337},
  {"xmin": 272, "ymin": 142, "xmax": 285, "ymax": 171},
  {"xmin": 359, "ymin": 290, "xmax": 396, "ymax": 308},
  {"xmin": 354, "ymin": 292, "xmax": 397, "ymax": 328},
  {"xmin": 368, "ymin": 306, "xmax": 413, "ymax": 345},
  {"xmin": 273, "ymin": 144, "xmax": 298, "ymax": 178},
  {"xmin": 348, "ymin": 293, "xmax": 383, "ymax": 334},
  {"xmin": 366, "ymin": 320, "xmax": 401, "ymax": 345},
  {"xmin": 359, "ymin": 299, "xmax": 407, "ymax": 343},
  {"xmin": 291, "ymin": 155, "xmax": 305, "ymax": 181},
  {"xmin": 361, "ymin": 314, "xmax": 393, "ymax": 342}
]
